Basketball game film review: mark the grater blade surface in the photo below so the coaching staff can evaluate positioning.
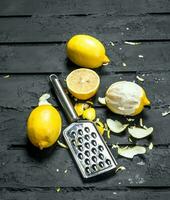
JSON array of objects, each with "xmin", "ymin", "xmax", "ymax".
[{"xmin": 63, "ymin": 121, "xmax": 117, "ymax": 178}]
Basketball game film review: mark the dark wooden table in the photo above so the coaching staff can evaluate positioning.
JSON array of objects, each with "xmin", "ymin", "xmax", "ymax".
[{"xmin": 0, "ymin": 1, "xmax": 170, "ymax": 199}]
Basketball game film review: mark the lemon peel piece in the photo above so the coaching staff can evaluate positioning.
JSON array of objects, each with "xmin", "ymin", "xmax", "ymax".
[
  {"xmin": 118, "ymin": 146, "xmax": 146, "ymax": 159},
  {"xmin": 106, "ymin": 119, "xmax": 129, "ymax": 133},
  {"xmin": 38, "ymin": 93, "xmax": 51, "ymax": 106},
  {"xmin": 56, "ymin": 187, "xmax": 61, "ymax": 192},
  {"xmin": 74, "ymin": 103, "xmax": 89, "ymax": 116},
  {"xmin": 82, "ymin": 107, "xmax": 96, "ymax": 121},
  {"xmin": 124, "ymin": 41, "xmax": 141, "ymax": 45},
  {"xmin": 104, "ymin": 123, "xmax": 111, "ymax": 139},
  {"xmin": 128, "ymin": 126, "xmax": 153, "ymax": 139},
  {"xmin": 57, "ymin": 140, "xmax": 68, "ymax": 149},
  {"xmin": 96, "ymin": 124, "xmax": 105, "ymax": 135},
  {"xmin": 162, "ymin": 109, "xmax": 170, "ymax": 117},
  {"xmin": 148, "ymin": 142, "xmax": 154, "ymax": 150},
  {"xmin": 98, "ymin": 97, "xmax": 106, "ymax": 105},
  {"xmin": 136, "ymin": 75, "xmax": 144, "ymax": 82},
  {"xmin": 115, "ymin": 166, "xmax": 126, "ymax": 173}
]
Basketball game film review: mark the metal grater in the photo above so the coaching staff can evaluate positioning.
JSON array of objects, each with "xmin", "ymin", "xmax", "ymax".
[{"xmin": 49, "ymin": 74, "xmax": 117, "ymax": 178}]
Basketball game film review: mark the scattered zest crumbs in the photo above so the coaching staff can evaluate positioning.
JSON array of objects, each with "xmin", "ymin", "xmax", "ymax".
[
  {"xmin": 122, "ymin": 62, "xmax": 127, "ymax": 67},
  {"xmin": 3, "ymin": 75, "xmax": 10, "ymax": 78},
  {"xmin": 139, "ymin": 118, "xmax": 147, "ymax": 129},
  {"xmin": 162, "ymin": 110, "xmax": 170, "ymax": 117},
  {"xmin": 148, "ymin": 142, "xmax": 154, "ymax": 150},
  {"xmin": 112, "ymin": 144, "xmax": 119, "ymax": 149},
  {"xmin": 57, "ymin": 140, "xmax": 68, "ymax": 149},
  {"xmin": 56, "ymin": 187, "xmax": 61, "ymax": 193},
  {"xmin": 115, "ymin": 166, "xmax": 126, "ymax": 173},
  {"xmin": 124, "ymin": 41, "xmax": 141, "ymax": 45},
  {"xmin": 86, "ymin": 101, "xmax": 94, "ymax": 105},
  {"xmin": 126, "ymin": 118, "xmax": 135, "ymax": 122},
  {"xmin": 136, "ymin": 75, "xmax": 144, "ymax": 82},
  {"xmin": 110, "ymin": 41, "xmax": 115, "ymax": 46}
]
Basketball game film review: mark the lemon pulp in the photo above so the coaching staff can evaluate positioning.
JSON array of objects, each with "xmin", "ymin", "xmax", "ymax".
[{"xmin": 66, "ymin": 68, "xmax": 100, "ymax": 100}]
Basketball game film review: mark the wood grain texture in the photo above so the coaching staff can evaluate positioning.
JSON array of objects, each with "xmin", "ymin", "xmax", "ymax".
[
  {"xmin": 0, "ymin": 15, "xmax": 170, "ymax": 43},
  {"xmin": 0, "ymin": 0, "xmax": 170, "ymax": 16},
  {"xmin": 0, "ymin": 0, "xmax": 170, "ymax": 197},
  {"xmin": 0, "ymin": 147, "xmax": 170, "ymax": 187},
  {"xmin": 0, "ymin": 73, "xmax": 169, "ymax": 109},
  {"xmin": 0, "ymin": 42, "xmax": 170, "ymax": 73},
  {"xmin": 1, "ymin": 189, "xmax": 170, "ymax": 200},
  {"xmin": 0, "ymin": 107, "xmax": 170, "ymax": 146}
]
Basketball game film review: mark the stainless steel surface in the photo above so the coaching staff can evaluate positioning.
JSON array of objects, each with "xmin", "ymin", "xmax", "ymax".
[
  {"xmin": 50, "ymin": 74, "xmax": 117, "ymax": 178},
  {"xmin": 49, "ymin": 74, "xmax": 79, "ymax": 123},
  {"xmin": 63, "ymin": 121, "xmax": 117, "ymax": 178}
]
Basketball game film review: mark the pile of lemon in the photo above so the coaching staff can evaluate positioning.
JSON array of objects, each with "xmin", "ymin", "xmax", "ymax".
[{"xmin": 27, "ymin": 34, "xmax": 150, "ymax": 150}]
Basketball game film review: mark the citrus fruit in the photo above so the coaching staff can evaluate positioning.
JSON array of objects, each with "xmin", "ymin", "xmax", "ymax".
[
  {"xmin": 66, "ymin": 34, "xmax": 110, "ymax": 68},
  {"xmin": 66, "ymin": 68, "xmax": 100, "ymax": 100},
  {"xmin": 27, "ymin": 105, "xmax": 62, "ymax": 150},
  {"xmin": 82, "ymin": 107, "xmax": 96, "ymax": 121},
  {"xmin": 105, "ymin": 81, "xmax": 150, "ymax": 116}
]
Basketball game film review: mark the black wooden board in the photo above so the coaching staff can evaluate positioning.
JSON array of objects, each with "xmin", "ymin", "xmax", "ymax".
[
  {"xmin": 0, "ymin": 15, "xmax": 170, "ymax": 43},
  {"xmin": 0, "ymin": 0, "xmax": 170, "ymax": 199},
  {"xmin": 0, "ymin": 106, "xmax": 170, "ymax": 146},
  {"xmin": 0, "ymin": 73, "xmax": 169, "ymax": 109},
  {"xmin": 0, "ymin": 42, "xmax": 170, "ymax": 73},
  {"xmin": 0, "ymin": 147, "xmax": 170, "ymax": 187},
  {"xmin": 1, "ymin": 189, "xmax": 170, "ymax": 200},
  {"xmin": 0, "ymin": 0, "xmax": 170, "ymax": 16}
]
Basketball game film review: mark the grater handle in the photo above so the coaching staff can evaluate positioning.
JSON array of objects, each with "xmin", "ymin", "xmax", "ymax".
[{"xmin": 49, "ymin": 74, "xmax": 79, "ymax": 123}]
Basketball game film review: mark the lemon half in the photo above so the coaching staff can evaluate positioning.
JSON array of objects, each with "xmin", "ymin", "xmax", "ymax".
[
  {"xmin": 27, "ymin": 105, "xmax": 62, "ymax": 150},
  {"xmin": 66, "ymin": 34, "xmax": 110, "ymax": 68},
  {"xmin": 66, "ymin": 68, "xmax": 100, "ymax": 100}
]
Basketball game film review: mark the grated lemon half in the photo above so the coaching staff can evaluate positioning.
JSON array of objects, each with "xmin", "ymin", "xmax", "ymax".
[{"xmin": 105, "ymin": 81, "xmax": 150, "ymax": 116}]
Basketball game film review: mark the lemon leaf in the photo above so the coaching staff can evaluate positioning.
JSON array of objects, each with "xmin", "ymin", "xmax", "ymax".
[
  {"xmin": 128, "ymin": 126, "xmax": 153, "ymax": 139},
  {"xmin": 106, "ymin": 119, "xmax": 129, "ymax": 133},
  {"xmin": 118, "ymin": 146, "xmax": 146, "ymax": 159}
]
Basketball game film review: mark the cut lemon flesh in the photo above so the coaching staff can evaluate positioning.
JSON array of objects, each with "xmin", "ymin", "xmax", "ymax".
[{"xmin": 66, "ymin": 68, "xmax": 100, "ymax": 100}]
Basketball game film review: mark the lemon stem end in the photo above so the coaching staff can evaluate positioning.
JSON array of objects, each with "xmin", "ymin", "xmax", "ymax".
[{"xmin": 103, "ymin": 55, "xmax": 110, "ymax": 64}]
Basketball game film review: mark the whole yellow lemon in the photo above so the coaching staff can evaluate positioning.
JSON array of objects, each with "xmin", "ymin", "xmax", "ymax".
[
  {"xmin": 27, "ymin": 105, "xmax": 62, "ymax": 150},
  {"xmin": 66, "ymin": 34, "xmax": 110, "ymax": 68}
]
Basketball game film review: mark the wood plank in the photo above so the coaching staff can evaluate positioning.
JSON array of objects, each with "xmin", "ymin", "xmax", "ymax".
[
  {"xmin": 0, "ymin": 189, "xmax": 170, "ymax": 200},
  {"xmin": 0, "ymin": 42, "xmax": 170, "ymax": 73},
  {"xmin": 0, "ymin": 106, "xmax": 169, "ymax": 146},
  {"xmin": 0, "ymin": 73, "xmax": 169, "ymax": 109},
  {"xmin": 0, "ymin": 0, "xmax": 170, "ymax": 16},
  {"xmin": 0, "ymin": 15, "xmax": 170, "ymax": 43},
  {"xmin": 0, "ymin": 147, "xmax": 170, "ymax": 187}
]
